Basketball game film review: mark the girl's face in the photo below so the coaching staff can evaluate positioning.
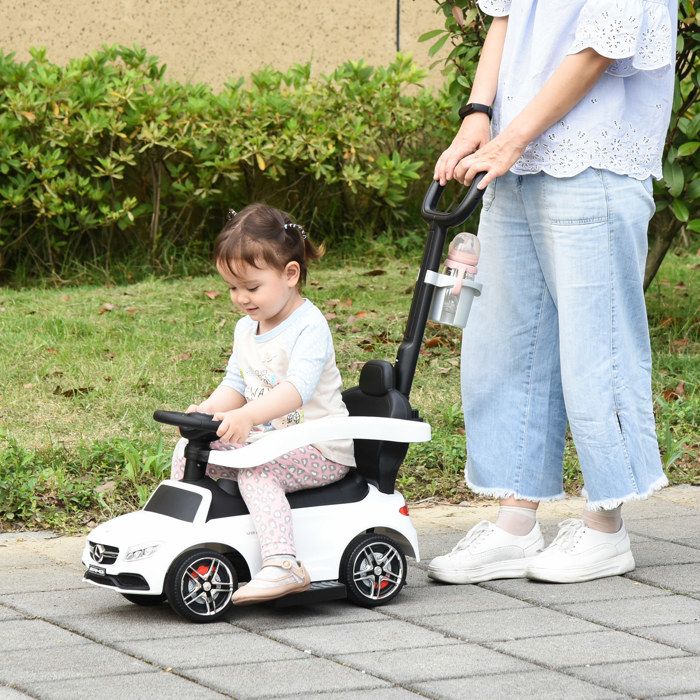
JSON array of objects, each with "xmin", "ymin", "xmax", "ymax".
[{"xmin": 217, "ymin": 259, "xmax": 302, "ymax": 332}]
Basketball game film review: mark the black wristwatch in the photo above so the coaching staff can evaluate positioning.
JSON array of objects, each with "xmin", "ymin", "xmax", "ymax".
[{"xmin": 458, "ymin": 102, "xmax": 493, "ymax": 121}]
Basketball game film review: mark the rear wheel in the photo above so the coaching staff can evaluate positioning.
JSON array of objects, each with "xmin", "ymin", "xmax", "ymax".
[
  {"xmin": 165, "ymin": 548, "xmax": 237, "ymax": 622},
  {"xmin": 121, "ymin": 592, "xmax": 166, "ymax": 606},
  {"xmin": 340, "ymin": 534, "xmax": 406, "ymax": 607}
]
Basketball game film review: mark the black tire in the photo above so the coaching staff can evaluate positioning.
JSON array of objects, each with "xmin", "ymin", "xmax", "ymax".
[
  {"xmin": 121, "ymin": 592, "xmax": 166, "ymax": 606},
  {"xmin": 340, "ymin": 533, "xmax": 406, "ymax": 607},
  {"xmin": 165, "ymin": 548, "xmax": 238, "ymax": 622}
]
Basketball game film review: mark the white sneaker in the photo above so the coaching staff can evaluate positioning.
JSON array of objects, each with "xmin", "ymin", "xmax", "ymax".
[
  {"xmin": 427, "ymin": 521, "xmax": 545, "ymax": 584},
  {"xmin": 527, "ymin": 519, "xmax": 635, "ymax": 583}
]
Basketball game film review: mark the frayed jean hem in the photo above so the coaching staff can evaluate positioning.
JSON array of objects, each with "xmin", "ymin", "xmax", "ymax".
[
  {"xmin": 466, "ymin": 477, "xmax": 566, "ymax": 504},
  {"xmin": 583, "ymin": 474, "xmax": 669, "ymax": 511}
]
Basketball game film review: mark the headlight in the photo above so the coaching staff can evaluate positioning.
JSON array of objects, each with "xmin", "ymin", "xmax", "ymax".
[{"xmin": 124, "ymin": 542, "xmax": 161, "ymax": 562}]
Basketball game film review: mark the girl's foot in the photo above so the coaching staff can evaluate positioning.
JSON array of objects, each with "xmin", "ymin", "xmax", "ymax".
[
  {"xmin": 526, "ymin": 519, "xmax": 635, "ymax": 583},
  {"xmin": 427, "ymin": 520, "xmax": 544, "ymax": 584},
  {"xmin": 232, "ymin": 557, "xmax": 310, "ymax": 605}
]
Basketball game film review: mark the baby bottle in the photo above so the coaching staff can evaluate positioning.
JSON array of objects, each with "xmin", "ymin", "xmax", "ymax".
[{"xmin": 440, "ymin": 232, "xmax": 480, "ymax": 325}]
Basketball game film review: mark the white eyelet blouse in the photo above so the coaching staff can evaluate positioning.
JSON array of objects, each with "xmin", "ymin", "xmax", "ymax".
[{"xmin": 477, "ymin": 0, "xmax": 677, "ymax": 180}]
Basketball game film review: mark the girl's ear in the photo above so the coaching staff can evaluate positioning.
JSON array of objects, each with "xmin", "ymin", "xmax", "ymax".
[{"xmin": 284, "ymin": 261, "xmax": 301, "ymax": 287}]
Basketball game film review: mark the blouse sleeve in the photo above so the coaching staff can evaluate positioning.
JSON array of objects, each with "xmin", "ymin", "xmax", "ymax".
[
  {"xmin": 568, "ymin": 0, "xmax": 675, "ymax": 77},
  {"xmin": 477, "ymin": 0, "xmax": 511, "ymax": 17}
]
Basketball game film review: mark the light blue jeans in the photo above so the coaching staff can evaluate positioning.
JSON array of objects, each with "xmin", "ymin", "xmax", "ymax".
[{"xmin": 461, "ymin": 168, "xmax": 667, "ymax": 509}]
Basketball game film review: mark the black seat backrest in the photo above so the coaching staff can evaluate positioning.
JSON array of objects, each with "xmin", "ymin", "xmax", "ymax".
[{"xmin": 341, "ymin": 359, "xmax": 416, "ymax": 494}]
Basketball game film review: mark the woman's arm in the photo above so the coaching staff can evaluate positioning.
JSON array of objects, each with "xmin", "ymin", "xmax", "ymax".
[
  {"xmin": 455, "ymin": 48, "xmax": 614, "ymax": 188},
  {"xmin": 434, "ymin": 16, "xmax": 509, "ymax": 186}
]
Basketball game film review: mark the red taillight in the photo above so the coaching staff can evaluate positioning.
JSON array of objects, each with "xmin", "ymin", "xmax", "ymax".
[{"xmin": 399, "ymin": 504, "xmax": 409, "ymax": 516}]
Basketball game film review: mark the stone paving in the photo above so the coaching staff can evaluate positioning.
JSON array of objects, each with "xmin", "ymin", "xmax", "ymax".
[{"xmin": 0, "ymin": 485, "xmax": 697, "ymax": 699}]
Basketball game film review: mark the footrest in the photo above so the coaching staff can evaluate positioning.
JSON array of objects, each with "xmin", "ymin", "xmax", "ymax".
[{"xmin": 269, "ymin": 580, "xmax": 347, "ymax": 608}]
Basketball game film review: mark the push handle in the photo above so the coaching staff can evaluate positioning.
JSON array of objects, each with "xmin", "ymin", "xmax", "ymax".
[{"xmin": 421, "ymin": 172, "xmax": 486, "ymax": 227}]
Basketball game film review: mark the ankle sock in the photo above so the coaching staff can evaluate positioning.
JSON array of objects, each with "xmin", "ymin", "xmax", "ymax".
[
  {"xmin": 496, "ymin": 505, "xmax": 538, "ymax": 536},
  {"xmin": 583, "ymin": 505, "xmax": 622, "ymax": 533}
]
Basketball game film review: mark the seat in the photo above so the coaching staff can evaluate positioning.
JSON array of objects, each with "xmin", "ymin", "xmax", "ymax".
[
  {"xmin": 203, "ymin": 470, "xmax": 369, "ymax": 521},
  {"xmin": 341, "ymin": 359, "xmax": 418, "ymax": 494}
]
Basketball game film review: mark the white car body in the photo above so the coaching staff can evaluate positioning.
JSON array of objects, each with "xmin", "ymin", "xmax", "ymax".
[{"xmin": 82, "ymin": 416, "xmax": 429, "ymax": 598}]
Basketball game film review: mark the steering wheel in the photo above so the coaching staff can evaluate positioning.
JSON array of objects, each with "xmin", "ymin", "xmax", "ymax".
[{"xmin": 153, "ymin": 410, "xmax": 222, "ymax": 442}]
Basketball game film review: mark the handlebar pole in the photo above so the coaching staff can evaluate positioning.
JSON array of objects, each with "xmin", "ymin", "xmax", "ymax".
[
  {"xmin": 394, "ymin": 220, "xmax": 447, "ymax": 398},
  {"xmin": 394, "ymin": 174, "xmax": 486, "ymax": 399}
]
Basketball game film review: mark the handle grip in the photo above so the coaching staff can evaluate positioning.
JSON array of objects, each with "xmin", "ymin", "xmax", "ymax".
[
  {"xmin": 421, "ymin": 172, "xmax": 486, "ymax": 227},
  {"xmin": 153, "ymin": 410, "xmax": 221, "ymax": 432}
]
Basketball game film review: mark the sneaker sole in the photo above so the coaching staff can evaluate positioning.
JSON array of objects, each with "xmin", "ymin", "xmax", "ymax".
[
  {"xmin": 427, "ymin": 557, "xmax": 538, "ymax": 584},
  {"xmin": 527, "ymin": 551, "xmax": 635, "ymax": 584}
]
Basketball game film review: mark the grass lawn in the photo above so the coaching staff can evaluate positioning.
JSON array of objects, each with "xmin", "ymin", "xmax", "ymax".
[{"xmin": 0, "ymin": 251, "xmax": 698, "ymax": 531}]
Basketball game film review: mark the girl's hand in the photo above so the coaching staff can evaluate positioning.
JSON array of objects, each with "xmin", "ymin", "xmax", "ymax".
[
  {"xmin": 213, "ymin": 408, "xmax": 254, "ymax": 444},
  {"xmin": 185, "ymin": 404, "xmax": 202, "ymax": 414},
  {"xmin": 434, "ymin": 113, "xmax": 491, "ymax": 186},
  {"xmin": 453, "ymin": 128, "xmax": 528, "ymax": 189}
]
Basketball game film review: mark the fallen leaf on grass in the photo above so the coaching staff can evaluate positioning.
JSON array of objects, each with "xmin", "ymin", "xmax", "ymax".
[
  {"xmin": 176, "ymin": 352, "xmax": 192, "ymax": 361},
  {"xmin": 125, "ymin": 307, "xmax": 137, "ymax": 315},
  {"xmin": 671, "ymin": 338, "xmax": 690, "ymax": 351},
  {"xmin": 662, "ymin": 382, "xmax": 686, "ymax": 402},
  {"xmin": 659, "ymin": 317, "xmax": 674, "ymax": 328},
  {"xmin": 425, "ymin": 337, "xmax": 444, "ymax": 348},
  {"xmin": 210, "ymin": 367, "xmax": 225, "ymax": 373},
  {"xmin": 59, "ymin": 295, "xmax": 70, "ymax": 302},
  {"xmin": 98, "ymin": 303, "xmax": 116, "ymax": 314},
  {"xmin": 355, "ymin": 311, "xmax": 368, "ymax": 318},
  {"xmin": 204, "ymin": 290, "xmax": 220, "ymax": 299},
  {"xmin": 324, "ymin": 312, "xmax": 337, "ymax": 321},
  {"xmin": 23, "ymin": 383, "xmax": 33, "ymax": 389},
  {"xmin": 53, "ymin": 385, "xmax": 94, "ymax": 398},
  {"xmin": 104, "ymin": 351, "xmax": 116, "ymax": 360},
  {"xmin": 348, "ymin": 360, "xmax": 365, "ymax": 371},
  {"xmin": 363, "ymin": 269, "xmax": 386, "ymax": 277},
  {"xmin": 95, "ymin": 480, "xmax": 116, "ymax": 494}
]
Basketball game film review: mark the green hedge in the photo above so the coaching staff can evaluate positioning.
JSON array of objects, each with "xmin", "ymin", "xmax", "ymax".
[{"xmin": 0, "ymin": 46, "xmax": 452, "ymax": 281}]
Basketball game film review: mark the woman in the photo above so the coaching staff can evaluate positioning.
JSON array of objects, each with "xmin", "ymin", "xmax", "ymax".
[{"xmin": 429, "ymin": 0, "xmax": 677, "ymax": 585}]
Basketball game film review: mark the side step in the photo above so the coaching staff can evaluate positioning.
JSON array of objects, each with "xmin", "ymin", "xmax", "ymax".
[{"xmin": 269, "ymin": 580, "xmax": 347, "ymax": 608}]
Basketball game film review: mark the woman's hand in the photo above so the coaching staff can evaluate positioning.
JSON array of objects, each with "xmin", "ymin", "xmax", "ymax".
[
  {"xmin": 434, "ymin": 113, "xmax": 491, "ymax": 186},
  {"xmin": 213, "ymin": 408, "xmax": 254, "ymax": 444},
  {"xmin": 453, "ymin": 128, "xmax": 528, "ymax": 190}
]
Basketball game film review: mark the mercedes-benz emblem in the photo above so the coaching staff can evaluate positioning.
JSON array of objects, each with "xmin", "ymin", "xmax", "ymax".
[{"xmin": 93, "ymin": 544, "xmax": 105, "ymax": 563}]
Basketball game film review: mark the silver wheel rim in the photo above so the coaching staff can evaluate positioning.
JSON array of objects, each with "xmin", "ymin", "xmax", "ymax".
[
  {"xmin": 180, "ymin": 556, "xmax": 235, "ymax": 616},
  {"xmin": 351, "ymin": 541, "xmax": 404, "ymax": 601}
]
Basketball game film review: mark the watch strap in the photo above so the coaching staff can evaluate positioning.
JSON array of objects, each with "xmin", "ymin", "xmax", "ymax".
[{"xmin": 458, "ymin": 102, "xmax": 493, "ymax": 120}]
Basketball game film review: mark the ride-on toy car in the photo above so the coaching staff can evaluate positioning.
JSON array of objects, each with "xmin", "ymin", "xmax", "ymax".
[{"xmin": 82, "ymin": 178, "xmax": 484, "ymax": 622}]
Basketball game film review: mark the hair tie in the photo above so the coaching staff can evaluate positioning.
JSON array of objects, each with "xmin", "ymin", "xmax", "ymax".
[
  {"xmin": 284, "ymin": 222, "xmax": 307, "ymax": 240},
  {"xmin": 226, "ymin": 208, "xmax": 237, "ymax": 221}
]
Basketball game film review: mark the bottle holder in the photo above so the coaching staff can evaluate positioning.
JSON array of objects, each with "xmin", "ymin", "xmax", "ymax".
[{"xmin": 424, "ymin": 270, "xmax": 482, "ymax": 329}]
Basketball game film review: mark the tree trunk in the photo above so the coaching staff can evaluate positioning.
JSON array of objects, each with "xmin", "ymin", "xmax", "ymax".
[{"xmin": 644, "ymin": 210, "xmax": 684, "ymax": 291}]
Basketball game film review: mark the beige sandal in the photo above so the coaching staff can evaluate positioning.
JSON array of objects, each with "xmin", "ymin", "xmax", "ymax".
[{"xmin": 232, "ymin": 557, "xmax": 310, "ymax": 605}]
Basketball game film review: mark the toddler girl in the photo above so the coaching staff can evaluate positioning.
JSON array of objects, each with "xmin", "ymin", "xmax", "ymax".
[{"xmin": 171, "ymin": 203, "xmax": 355, "ymax": 604}]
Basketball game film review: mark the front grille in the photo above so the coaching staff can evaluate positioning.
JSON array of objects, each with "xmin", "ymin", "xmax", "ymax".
[
  {"xmin": 84, "ymin": 570, "xmax": 149, "ymax": 591},
  {"xmin": 88, "ymin": 540, "xmax": 119, "ymax": 565}
]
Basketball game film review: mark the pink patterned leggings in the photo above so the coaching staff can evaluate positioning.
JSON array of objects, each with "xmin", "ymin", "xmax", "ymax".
[{"xmin": 171, "ymin": 439, "xmax": 350, "ymax": 560}]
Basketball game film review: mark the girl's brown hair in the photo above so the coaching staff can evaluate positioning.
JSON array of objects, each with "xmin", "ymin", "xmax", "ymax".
[{"xmin": 213, "ymin": 203, "xmax": 322, "ymax": 286}]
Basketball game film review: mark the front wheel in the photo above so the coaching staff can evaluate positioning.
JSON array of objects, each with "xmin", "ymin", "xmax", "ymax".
[
  {"xmin": 121, "ymin": 592, "xmax": 166, "ymax": 606},
  {"xmin": 165, "ymin": 548, "xmax": 237, "ymax": 622},
  {"xmin": 340, "ymin": 534, "xmax": 406, "ymax": 607}
]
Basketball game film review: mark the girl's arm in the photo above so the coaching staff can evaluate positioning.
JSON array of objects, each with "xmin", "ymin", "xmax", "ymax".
[
  {"xmin": 191, "ymin": 385, "xmax": 246, "ymax": 415},
  {"xmin": 434, "ymin": 16, "xmax": 509, "ymax": 186},
  {"xmin": 455, "ymin": 48, "xmax": 614, "ymax": 188},
  {"xmin": 214, "ymin": 382, "xmax": 302, "ymax": 444}
]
